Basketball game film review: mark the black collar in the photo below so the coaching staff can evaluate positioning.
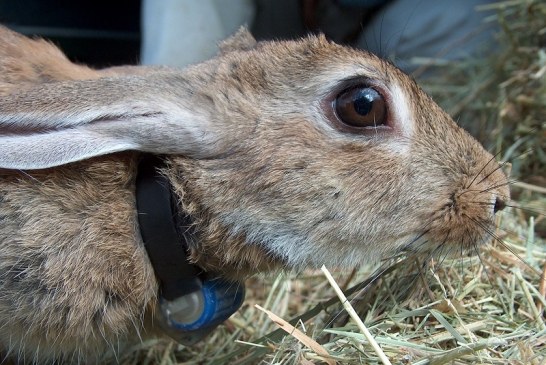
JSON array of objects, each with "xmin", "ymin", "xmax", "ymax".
[{"xmin": 135, "ymin": 155, "xmax": 201, "ymax": 300}]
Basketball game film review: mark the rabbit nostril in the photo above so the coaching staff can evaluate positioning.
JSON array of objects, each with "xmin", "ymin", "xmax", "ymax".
[{"xmin": 494, "ymin": 197, "xmax": 506, "ymax": 213}]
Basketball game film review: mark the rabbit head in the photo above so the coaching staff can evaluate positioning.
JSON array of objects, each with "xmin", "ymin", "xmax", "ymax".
[
  {"xmin": 0, "ymin": 28, "xmax": 509, "ymax": 276},
  {"xmin": 163, "ymin": 35, "xmax": 510, "ymax": 274}
]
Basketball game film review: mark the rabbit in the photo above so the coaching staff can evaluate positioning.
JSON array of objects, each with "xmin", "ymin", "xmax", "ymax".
[{"xmin": 0, "ymin": 25, "xmax": 510, "ymax": 363}]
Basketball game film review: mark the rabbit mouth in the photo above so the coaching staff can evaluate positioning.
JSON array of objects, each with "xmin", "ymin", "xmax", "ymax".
[
  {"xmin": 401, "ymin": 189, "xmax": 505, "ymax": 261},
  {"xmin": 403, "ymin": 222, "xmax": 496, "ymax": 260}
]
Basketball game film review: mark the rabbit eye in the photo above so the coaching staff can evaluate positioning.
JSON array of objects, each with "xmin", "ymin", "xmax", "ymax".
[{"xmin": 334, "ymin": 87, "xmax": 386, "ymax": 128}]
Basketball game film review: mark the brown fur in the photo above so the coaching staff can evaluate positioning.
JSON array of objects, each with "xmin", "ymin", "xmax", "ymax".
[
  {"xmin": 0, "ymin": 25, "xmax": 509, "ymax": 363},
  {"xmin": 0, "ymin": 26, "xmax": 101, "ymax": 95},
  {"xmin": 0, "ymin": 154, "xmax": 159, "ymax": 361},
  {"xmin": 0, "ymin": 25, "xmax": 162, "ymax": 96}
]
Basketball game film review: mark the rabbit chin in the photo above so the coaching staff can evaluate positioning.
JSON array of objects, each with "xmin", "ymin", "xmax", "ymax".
[
  {"xmin": 261, "ymin": 237, "xmax": 390, "ymax": 270},
  {"xmin": 246, "ymin": 226, "xmax": 492, "ymax": 272},
  {"xmin": 218, "ymin": 218, "xmax": 406, "ymax": 271}
]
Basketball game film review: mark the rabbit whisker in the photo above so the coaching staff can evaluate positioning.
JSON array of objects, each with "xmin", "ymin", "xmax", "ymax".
[
  {"xmin": 431, "ymin": 238, "xmax": 451, "ymax": 270},
  {"xmin": 463, "ymin": 213, "xmax": 541, "ymax": 277},
  {"xmin": 472, "ymin": 240, "xmax": 494, "ymax": 286},
  {"xmin": 395, "ymin": 226, "xmax": 433, "ymax": 255},
  {"xmin": 505, "ymin": 203, "xmax": 546, "ymax": 217},
  {"xmin": 465, "ymin": 150, "xmax": 503, "ymax": 189},
  {"xmin": 466, "ymin": 200, "xmax": 544, "ymax": 217},
  {"xmin": 455, "ymin": 179, "xmax": 512, "ymax": 201},
  {"xmin": 475, "ymin": 158, "xmax": 510, "ymax": 186},
  {"xmin": 478, "ymin": 179, "xmax": 518, "ymax": 194}
]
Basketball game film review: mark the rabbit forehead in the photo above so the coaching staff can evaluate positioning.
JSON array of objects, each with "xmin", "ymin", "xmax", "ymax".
[
  {"xmin": 227, "ymin": 37, "xmax": 417, "ymax": 153},
  {"xmin": 226, "ymin": 34, "xmax": 396, "ymax": 86}
]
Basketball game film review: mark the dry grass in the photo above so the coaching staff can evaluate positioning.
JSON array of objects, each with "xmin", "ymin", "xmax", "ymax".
[{"xmin": 117, "ymin": 1, "xmax": 545, "ymax": 364}]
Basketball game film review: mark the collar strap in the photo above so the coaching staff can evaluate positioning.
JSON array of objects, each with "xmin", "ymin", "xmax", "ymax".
[{"xmin": 135, "ymin": 155, "xmax": 200, "ymax": 300}]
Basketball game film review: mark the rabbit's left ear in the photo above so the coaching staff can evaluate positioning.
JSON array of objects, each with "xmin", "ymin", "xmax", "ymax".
[{"xmin": 0, "ymin": 73, "xmax": 224, "ymax": 170}]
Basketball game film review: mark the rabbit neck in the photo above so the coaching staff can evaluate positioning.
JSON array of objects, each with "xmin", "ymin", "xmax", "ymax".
[{"xmin": 164, "ymin": 156, "xmax": 285, "ymax": 281}]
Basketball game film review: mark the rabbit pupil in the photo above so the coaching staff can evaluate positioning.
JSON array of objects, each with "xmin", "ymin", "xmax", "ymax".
[
  {"xmin": 354, "ymin": 88, "xmax": 376, "ymax": 116},
  {"xmin": 335, "ymin": 87, "xmax": 386, "ymax": 128}
]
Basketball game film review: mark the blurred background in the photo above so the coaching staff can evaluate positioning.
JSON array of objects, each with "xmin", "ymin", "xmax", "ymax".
[
  {"xmin": 0, "ymin": 0, "xmax": 498, "ymax": 74},
  {"xmin": 0, "ymin": 0, "xmax": 141, "ymax": 67}
]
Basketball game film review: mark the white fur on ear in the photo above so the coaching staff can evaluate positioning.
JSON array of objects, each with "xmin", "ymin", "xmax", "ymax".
[{"xmin": 0, "ymin": 74, "xmax": 221, "ymax": 170}]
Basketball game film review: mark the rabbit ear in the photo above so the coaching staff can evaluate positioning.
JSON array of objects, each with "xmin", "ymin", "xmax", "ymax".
[
  {"xmin": 218, "ymin": 27, "xmax": 257, "ymax": 54},
  {"xmin": 0, "ymin": 72, "xmax": 221, "ymax": 170}
]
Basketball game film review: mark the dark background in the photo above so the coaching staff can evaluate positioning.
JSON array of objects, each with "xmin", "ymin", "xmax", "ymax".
[{"xmin": 0, "ymin": 0, "xmax": 141, "ymax": 67}]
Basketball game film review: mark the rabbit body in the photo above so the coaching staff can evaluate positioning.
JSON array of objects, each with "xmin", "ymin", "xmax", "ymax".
[
  {"xmin": 0, "ymin": 26, "xmax": 509, "ymax": 363},
  {"xmin": 0, "ymin": 26, "xmax": 100, "ymax": 94},
  {"xmin": 0, "ymin": 154, "xmax": 160, "ymax": 362},
  {"xmin": 0, "ymin": 25, "xmax": 157, "ymax": 96}
]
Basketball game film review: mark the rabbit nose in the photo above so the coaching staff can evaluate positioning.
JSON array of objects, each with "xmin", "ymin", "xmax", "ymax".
[{"xmin": 494, "ymin": 196, "xmax": 507, "ymax": 213}]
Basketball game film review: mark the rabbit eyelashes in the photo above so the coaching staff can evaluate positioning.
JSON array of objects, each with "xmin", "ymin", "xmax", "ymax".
[{"xmin": 0, "ymin": 27, "xmax": 509, "ymax": 362}]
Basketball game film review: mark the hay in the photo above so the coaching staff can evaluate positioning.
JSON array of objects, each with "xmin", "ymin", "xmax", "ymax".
[
  {"xmin": 118, "ymin": 1, "xmax": 545, "ymax": 363},
  {"xmin": 419, "ymin": 0, "xmax": 546, "ymax": 182}
]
